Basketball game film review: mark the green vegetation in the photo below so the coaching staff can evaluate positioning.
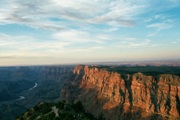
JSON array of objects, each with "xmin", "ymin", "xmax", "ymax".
[
  {"xmin": 95, "ymin": 65, "xmax": 180, "ymax": 76},
  {"xmin": 16, "ymin": 101, "xmax": 98, "ymax": 120}
]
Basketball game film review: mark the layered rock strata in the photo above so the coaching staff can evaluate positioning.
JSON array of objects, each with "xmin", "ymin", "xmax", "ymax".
[{"xmin": 61, "ymin": 65, "xmax": 180, "ymax": 120}]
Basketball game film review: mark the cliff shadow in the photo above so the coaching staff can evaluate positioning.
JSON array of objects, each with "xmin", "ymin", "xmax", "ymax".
[
  {"xmin": 150, "ymin": 76, "xmax": 159, "ymax": 112},
  {"xmin": 176, "ymin": 94, "xmax": 180, "ymax": 115},
  {"xmin": 123, "ymin": 74, "xmax": 133, "ymax": 106}
]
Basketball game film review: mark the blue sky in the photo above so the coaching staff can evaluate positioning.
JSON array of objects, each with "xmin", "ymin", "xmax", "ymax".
[{"xmin": 0, "ymin": 0, "xmax": 180, "ymax": 65}]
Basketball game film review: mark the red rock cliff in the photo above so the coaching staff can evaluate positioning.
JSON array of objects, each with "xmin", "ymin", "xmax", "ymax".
[{"xmin": 61, "ymin": 65, "xmax": 180, "ymax": 120}]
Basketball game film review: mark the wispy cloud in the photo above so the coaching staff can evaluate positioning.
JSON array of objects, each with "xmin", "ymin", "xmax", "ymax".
[
  {"xmin": 123, "ymin": 37, "xmax": 138, "ymax": 41},
  {"xmin": 1, "ymin": 0, "xmax": 179, "ymax": 29},
  {"xmin": 151, "ymin": 44, "xmax": 159, "ymax": 47},
  {"xmin": 116, "ymin": 39, "xmax": 152, "ymax": 49},
  {"xmin": 0, "ymin": 33, "xmax": 71, "ymax": 57},
  {"xmin": 0, "ymin": 33, "xmax": 107, "ymax": 58},
  {"xmin": 128, "ymin": 39, "xmax": 151, "ymax": 48},
  {"xmin": 145, "ymin": 13, "xmax": 176, "ymax": 36},
  {"xmin": 72, "ymin": 46, "xmax": 104, "ymax": 52},
  {"xmin": 169, "ymin": 0, "xmax": 180, "ymax": 3},
  {"xmin": 53, "ymin": 29, "xmax": 110, "ymax": 43},
  {"xmin": 0, "ymin": 0, "xmax": 148, "ymax": 29},
  {"xmin": 104, "ymin": 27, "xmax": 119, "ymax": 32},
  {"xmin": 171, "ymin": 39, "xmax": 180, "ymax": 44},
  {"xmin": 147, "ymin": 23, "xmax": 172, "ymax": 31},
  {"xmin": 0, "ymin": 0, "xmax": 180, "ymax": 65},
  {"xmin": 145, "ymin": 14, "xmax": 169, "ymax": 23},
  {"xmin": 147, "ymin": 33, "xmax": 157, "ymax": 37},
  {"xmin": 171, "ymin": 41, "xmax": 177, "ymax": 44}
]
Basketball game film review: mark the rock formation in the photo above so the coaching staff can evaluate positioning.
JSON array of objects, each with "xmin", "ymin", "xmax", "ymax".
[{"xmin": 61, "ymin": 65, "xmax": 180, "ymax": 120}]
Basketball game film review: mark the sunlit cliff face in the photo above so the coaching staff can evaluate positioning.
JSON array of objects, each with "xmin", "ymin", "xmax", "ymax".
[{"xmin": 62, "ymin": 65, "xmax": 180, "ymax": 120}]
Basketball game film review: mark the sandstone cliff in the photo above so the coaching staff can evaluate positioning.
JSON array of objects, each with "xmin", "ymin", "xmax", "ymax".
[{"xmin": 61, "ymin": 65, "xmax": 180, "ymax": 120}]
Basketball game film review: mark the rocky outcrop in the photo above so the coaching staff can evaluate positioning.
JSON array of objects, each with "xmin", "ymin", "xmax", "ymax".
[{"xmin": 61, "ymin": 65, "xmax": 180, "ymax": 120}]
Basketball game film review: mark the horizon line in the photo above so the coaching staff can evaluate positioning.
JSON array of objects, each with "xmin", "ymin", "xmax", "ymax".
[{"xmin": 0, "ymin": 59, "xmax": 180, "ymax": 67}]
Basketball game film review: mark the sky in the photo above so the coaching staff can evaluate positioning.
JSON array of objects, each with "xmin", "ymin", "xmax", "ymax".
[{"xmin": 0, "ymin": 0, "xmax": 180, "ymax": 66}]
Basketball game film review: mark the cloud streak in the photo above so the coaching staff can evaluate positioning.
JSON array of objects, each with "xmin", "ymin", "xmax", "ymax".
[
  {"xmin": 0, "ymin": 33, "xmax": 71, "ymax": 57},
  {"xmin": 147, "ymin": 23, "xmax": 172, "ymax": 31},
  {"xmin": 1, "ymin": 0, "xmax": 179, "ymax": 29},
  {"xmin": 116, "ymin": 39, "xmax": 152, "ymax": 49},
  {"xmin": 53, "ymin": 29, "xmax": 110, "ymax": 44},
  {"xmin": 0, "ymin": 0, "xmax": 148, "ymax": 29}
]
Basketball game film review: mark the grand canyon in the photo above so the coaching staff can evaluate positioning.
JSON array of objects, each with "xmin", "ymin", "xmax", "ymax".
[
  {"xmin": 1, "ymin": 64, "xmax": 180, "ymax": 120},
  {"xmin": 1, "ymin": 0, "xmax": 180, "ymax": 120}
]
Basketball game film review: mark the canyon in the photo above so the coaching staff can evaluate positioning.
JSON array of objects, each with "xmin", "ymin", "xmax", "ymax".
[
  {"xmin": 1, "ymin": 64, "xmax": 180, "ymax": 120},
  {"xmin": 61, "ymin": 65, "xmax": 180, "ymax": 120},
  {"xmin": 0, "ymin": 65, "xmax": 74, "ymax": 120}
]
